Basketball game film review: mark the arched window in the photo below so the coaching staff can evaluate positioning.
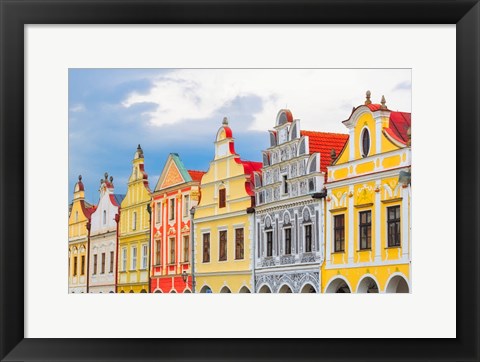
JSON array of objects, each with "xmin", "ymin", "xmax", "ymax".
[{"xmin": 361, "ymin": 128, "xmax": 370, "ymax": 158}]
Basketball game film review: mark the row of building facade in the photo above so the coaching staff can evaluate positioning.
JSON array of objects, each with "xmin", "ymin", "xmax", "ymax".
[{"xmin": 68, "ymin": 91, "xmax": 412, "ymax": 293}]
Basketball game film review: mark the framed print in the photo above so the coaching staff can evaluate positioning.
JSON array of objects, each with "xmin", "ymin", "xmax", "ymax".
[{"xmin": 1, "ymin": 0, "xmax": 479, "ymax": 361}]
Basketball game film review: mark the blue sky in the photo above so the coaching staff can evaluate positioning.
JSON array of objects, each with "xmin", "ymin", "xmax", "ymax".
[{"xmin": 69, "ymin": 69, "xmax": 411, "ymax": 203}]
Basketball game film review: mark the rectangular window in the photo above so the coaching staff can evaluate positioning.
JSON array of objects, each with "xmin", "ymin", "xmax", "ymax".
[
  {"xmin": 169, "ymin": 237, "xmax": 176, "ymax": 264},
  {"xmin": 359, "ymin": 210, "xmax": 372, "ymax": 250},
  {"xmin": 284, "ymin": 228, "xmax": 292, "ymax": 255},
  {"xmin": 219, "ymin": 230, "xmax": 227, "ymax": 261},
  {"xmin": 101, "ymin": 252, "xmax": 106, "ymax": 274},
  {"xmin": 155, "ymin": 240, "xmax": 161, "ymax": 265},
  {"xmin": 169, "ymin": 199, "xmax": 175, "ymax": 221},
  {"xmin": 282, "ymin": 175, "xmax": 288, "ymax": 194},
  {"xmin": 219, "ymin": 188, "xmax": 226, "ymax": 208},
  {"xmin": 73, "ymin": 256, "xmax": 78, "ymax": 276},
  {"xmin": 93, "ymin": 254, "xmax": 97, "ymax": 275},
  {"xmin": 183, "ymin": 235, "xmax": 189, "ymax": 262},
  {"xmin": 235, "ymin": 228, "xmax": 244, "ymax": 260},
  {"xmin": 132, "ymin": 212, "xmax": 137, "ymax": 230},
  {"xmin": 266, "ymin": 231, "xmax": 273, "ymax": 257},
  {"xmin": 131, "ymin": 246, "xmax": 137, "ymax": 270},
  {"xmin": 81, "ymin": 255, "xmax": 85, "ymax": 275},
  {"xmin": 110, "ymin": 251, "xmax": 114, "ymax": 273},
  {"xmin": 387, "ymin": 206, "xmax": 401, "ymax": 247},
  {"xmin": 305, "ymin": 225, "xmax": 312, "ymax": 252},
  {"xmin": 183, "ymin": 195, "xmax": 190, "ymax": 217},
  {"xmin": 334, "ymin": 214, "xmax": 345, "ymax": 252},
  {"xmin": 122, "ymin": 248, "xmax": 127, "ymax": 271},
  {"xmin": 103, "ymin": 210, "xmax": 106, "ymax": 225},
  {"xmin": 203, "ymin": 233, "xmax": 210, "ymax": 262},
  {"xmin": 142, "ymin": 244, "xmax": 148, "ymax": 269},
  {"xmin": 156, "ymin": 202, "xmax": 161, "ymax": 224}
]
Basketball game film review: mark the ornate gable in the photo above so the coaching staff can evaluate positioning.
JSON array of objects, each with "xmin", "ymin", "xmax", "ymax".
[{"xmin": 155, "ymin": 153, "xmax": 192, "ymax": 191}]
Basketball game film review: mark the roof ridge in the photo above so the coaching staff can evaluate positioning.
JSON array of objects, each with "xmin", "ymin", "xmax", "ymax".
[{"xmin": 301, "ymin": 130, "xmax": 348, "ymax": 136}]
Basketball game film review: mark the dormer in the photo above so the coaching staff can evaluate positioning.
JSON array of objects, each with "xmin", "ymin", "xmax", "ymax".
[{"xmin": 214, "ymin": 117, "xmax": 236, "ymax": 159}]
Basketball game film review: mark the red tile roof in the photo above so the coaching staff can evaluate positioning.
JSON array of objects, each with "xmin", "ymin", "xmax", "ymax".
[
  {"xmin": 188, "ymin": 170, "xmax": 206, "ymax": 182},
  {"xmin": 366, "ymin": 103, "xmax": 384, "ymax": 112},
  {"xmin": 385, "ymin": 111, "xmax": 411, "ymax": 145},
  {"xmin": 300, "ymin": 131, "xmax": 349, "ymax": 173}
]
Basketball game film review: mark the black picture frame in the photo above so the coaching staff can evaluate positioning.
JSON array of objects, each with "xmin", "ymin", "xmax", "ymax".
[{"xmin": 1, "ymin": 0, "xmax": 478, "ymax": 361}]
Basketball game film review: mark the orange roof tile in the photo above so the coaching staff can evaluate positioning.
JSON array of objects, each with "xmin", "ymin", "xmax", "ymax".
[
  {"xmin": 187, "ymin": 170, "xmax": 206, "ymax": 182},
  {"xmin": 386, "ymin": 111, "xmax": 411, "ymax": 145},
  {"xmin": 300, "ymin": 130, "xmax": 349, "ymax": 173}
]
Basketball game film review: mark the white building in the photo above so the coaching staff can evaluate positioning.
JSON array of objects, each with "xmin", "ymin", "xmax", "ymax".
[
  {"xmin": 253, "ymin": 109, "xmax": 348, "ymax": 293},
  {"xmin": 88, "ymin": 173, "xmax": 125, "ymax": 293}
]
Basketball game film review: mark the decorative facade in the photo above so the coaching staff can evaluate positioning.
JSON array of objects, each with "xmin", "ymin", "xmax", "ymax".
[
  {"xmin": 193, "ymin": 118, "xmax": 262, "ymax": 293},
  {"xmin": 254, "ymin": 109, "xmax": 348, "ymax": 293},
  {"xmin": 150, "ymin": 153, "xmax": 204, "ymax": 293},
  {"xmin": 117, "ymin": 145, "xmax": 152, "ymax": 293},
  {"xmin": 68, "ymin": 176, "xmax": 96, "ymax": 293},
  {"xmin": 323, "ymin": 91, "xmax": 412, "ymax": 293},
  {"xmin": 88, "ymin": 173, "xmax": 125, "ymax": 293}
]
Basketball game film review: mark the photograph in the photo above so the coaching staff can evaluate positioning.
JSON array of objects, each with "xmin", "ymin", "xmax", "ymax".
[{"xmin": 68, "ymin": 68, "xmax": 412, "ymax": 294}]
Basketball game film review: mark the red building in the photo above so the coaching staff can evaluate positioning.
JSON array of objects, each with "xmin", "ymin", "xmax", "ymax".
[{"xmin": 150, "ymin": 153, "xmax": 204, "ymax": 293}]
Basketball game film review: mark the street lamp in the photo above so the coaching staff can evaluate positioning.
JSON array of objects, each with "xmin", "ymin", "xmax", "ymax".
[{"xmin": 181, "ymin": 270, "xmax": 188, "ymax": 283}]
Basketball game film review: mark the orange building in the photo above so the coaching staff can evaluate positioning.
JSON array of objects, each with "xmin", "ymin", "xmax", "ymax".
[{"xmin": 150, "ymin": 153, "xmax": 204, "ymax": 293}]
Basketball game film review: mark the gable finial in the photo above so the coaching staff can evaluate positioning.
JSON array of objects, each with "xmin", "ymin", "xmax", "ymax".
[
  {"xmin": 104, "ymin": 172, "xmax": 108, "ymax": 180},
  {"xmin": 222, "ymin": 116, "xmax": 228, "ymax": 125},
  {"xmin": 365, "ymin": 90, "xmax": 372, "ymax": 105},
  {"xmin": 78, "ymin": 175, "xmax": 82, "ymax": 181},
  {"xmin": 380, "ymin": 95, "xmax": 387, "ymax": 110},
  {"xmin": 109, "ymin": 176, "xmax": 113, "ymax": 183}
]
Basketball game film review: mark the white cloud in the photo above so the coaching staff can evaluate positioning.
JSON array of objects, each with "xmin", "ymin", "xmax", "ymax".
[
  {"xmin": 122, "ymin": 69, "xmax": 411, "ymax": 133},
  {"xmin": 69, "ymin": 103, "xmax": 86, "ymax": 113}
]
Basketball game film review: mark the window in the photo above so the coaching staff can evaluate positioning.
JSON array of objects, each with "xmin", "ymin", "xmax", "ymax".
[
  {"xmin": 93, "ymin": 254, "xmax": 97, "ymax": 275},
  {"xmin": 103, "ymin": 210, "xmax": 106, "ymax": 225},
  {"xmin": 183, "ymin": 195, "xmax": 190, "ymax": 217},
  {"xmin": 81, "ymin": 255, "xmax": 85, "ymax": 275},
  {"xmin": 132, "ymin": 211, "xmax": 137, "ymax": 230},
  {"xmin": 305, "ymin": 225, "xmax": 312, "ymax": 252},
  {"xmin": 183, "ymin": 235, "xmax": 189, "ymax": 262},
  {"xmin": 101, "ymin": 252, "xmax": 106, "ymax": 274},
  {"xmin": 334, "ymin": 215, "xmax": 345, "ymax": 252},
  {"xmin": 155, "ymin": 240, "xmax": 161, "ymax": 265},
  {"xmin": 219, "ymin": 188, "xmax": 226, "ymax": 208},
  {"xmin": 110, "ymin": 251, "xmax": 114, "ymax": 273},
  {"xmin": 359, "ymin": 210, "xmax": 372, "ymax": 250},
  {"xmin": 169, "ymin": 237, "xmax": 176, "ymax": 264},
  {"xmin": 156, "ymin": 202, "xmax": 161, "ymax": 223},
  {"xmin": 75, "ymin": 211, "xmax": 78, "ymax": 222},
  {"xmin": 387, "ymin": 206, "xmax": 401, "ymax": 247},
  {"xmin": 282, "ymin": 175, "xmax": 288, "ymax": 194},
  {"xmin": 203, "ymin": 233, "xmax": 210, "ymax": 262},
  {"xmin": 142, "ymin": 244, "xmax": 148, "ymax": 269},
  {"xmin": 235, "ymin": 228, "xmax": 244, "ymax": 260},
  {"xmin": 219, "ymin": 230, "xmax": 227, "ymax": 261},
  {"xmin": 131, "ymin": 246, "xmax": 137, "ymax": 270},
  {"xmin": 73, "ymin": 256, "xmax": 78, "ymax": 276},
  {"xmin": 284, "ymin": 228, "xmax": 292, "ymax": 255},
  {"xmin": 266, "ymin": 231, "xmax": 273, "ymax": 257},
  {"xmin": 169, "ymin": 199, "xmax": 175, "ymax": 221},
  {"xmin": 122, "ymin": 248, "xmax": 127, "ymax": 271},
  {"xmin": 361, "ymin": 128, "xmax": 370, "ymax": 158}
]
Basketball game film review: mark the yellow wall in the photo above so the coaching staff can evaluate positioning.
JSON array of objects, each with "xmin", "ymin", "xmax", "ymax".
[
  {"xmin": 194, "ymin": 122, "xmax": 255, "ymax": 293},
  {"xmin": 117, "ymin": 150, "xmax": 151, "ymax": 293}
]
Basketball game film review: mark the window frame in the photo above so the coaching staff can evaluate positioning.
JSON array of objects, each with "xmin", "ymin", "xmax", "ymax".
[
  {"xmin": 132, "ymin": 211, "xmax": 137, "ymax": 230},
  {"xmin": 93, "ymin": 254, "xmax": 97, "ymax": 275},
  {"xmin": 266, "ymin": 230, "xmax": 273, "ymax": 257},
  {"xmin": 387, "ymin": 205, "xmax": 401, "ymax": 247},
  {"xmin": 101, "ymin": 252, "xmax": 106, "ymax": 274},
  {"xmin": 122, "ymin": 247, "xmax": 127, "ymax": 271},
  {"xmin": 183, "ymin": 235, "xmax": 189, "ymax": 263},
  {"xmin": 359, "ymin": 210, "xmax": 372, "ymax": 250},
  {"xmin": 219, "ymin": 230, "xmax": 227, "ymax": 261},
  {"xmin": 109, "ymin": 251, "xmax": 114, "ymax": 273},
  {"xmin": 131, "ymin": 246, "xmax": 137, "ymax": 270},
  {"xmin": 81, "ymin": 255, "xmax": 85, "ymax": 275},
  {"xmin": 183, "ymin": 194, "xmax": 190, "ymax": 218},
  {"xmin": 169, "ymin": 237, "xmax": 176, "ymax": 264},
  {"xmin": 155, "ymin": 202, "xmax": 162, "ymax": 224},
  {"xmin": 361, "ymin": 127, "xmax": 370, "ymax": 158},
  {"xmin": 219, "ymin": 188, "xmax": 226, "ymax": 208},
  {"xmin": 284, "ymin": 227, "xmax": 292, "ymax": 255},
  {"xmin": 202, "ymin": 233, "xmax": 210, "ymax": 263},
  {"xmin": 334, "ymin": 214, "xmax": 345, "ymax": 252},
  {"xmin": 155, "ymin": 239, "xmax": 161, "ymax": 265},
  {"xmin": 141, "ymin": 244, "xmax": 148, "ymax": 269},
  {"xmin": 304, "ymin": 224, "xmax": 313, "ymax": 253},
  {"xmin": 235, "ymin": 228, "xmax": 244, "ymax": 260},
  {"xmin": 73, "ymin": 256, "xmax": 78, "ymax": 276},
  {"xmin": 169, "ymin": 198, "xmax": 175, "ymax": 221}
]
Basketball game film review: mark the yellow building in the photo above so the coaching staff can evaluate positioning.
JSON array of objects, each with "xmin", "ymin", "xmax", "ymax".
[
  {"xmin": 193, "ymin": 117, "xmax": 262, "ymax": 293},
  {"xmin": 323, "ymin": 91, "xmax": 411, "ymax": 293},
  {"xmin": 117, "ymin": 145, "xmax": 152, "ymax": 293},
  {"xmin": 68, "ymin": 175, "xmax": 96, "ymax": 293}
]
